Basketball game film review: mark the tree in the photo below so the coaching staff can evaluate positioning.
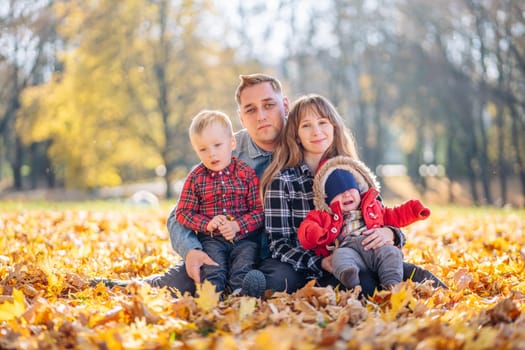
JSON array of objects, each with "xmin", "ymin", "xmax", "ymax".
[
  {"xmin": 22, "ymin": 0, "xmax": 239, "ymax": 197},
  {"xmin": 0, "ymin": 0, "xmax": 59, "ymax": 190}
]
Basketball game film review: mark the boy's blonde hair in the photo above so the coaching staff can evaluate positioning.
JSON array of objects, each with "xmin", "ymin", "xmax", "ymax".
[{"xmin": 189, "ymin": 110, "xmax": 233, "ymax": 140}]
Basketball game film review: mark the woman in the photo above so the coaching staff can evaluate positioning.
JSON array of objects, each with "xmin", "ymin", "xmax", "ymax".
[{"xmin": 260, "ymin": 94, "xmax": 445, "ymax": 296}]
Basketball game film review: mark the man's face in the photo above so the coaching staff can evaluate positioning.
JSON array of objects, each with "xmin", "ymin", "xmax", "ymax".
[{"xmin": 238, "ymin": 82, "xmax": 288, "ymax": 152}]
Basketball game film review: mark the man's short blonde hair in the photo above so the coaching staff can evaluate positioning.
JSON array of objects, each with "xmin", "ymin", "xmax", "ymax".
[{"xmin": 235, "ymin": 73, "xmax": 283, "ymax": 106}]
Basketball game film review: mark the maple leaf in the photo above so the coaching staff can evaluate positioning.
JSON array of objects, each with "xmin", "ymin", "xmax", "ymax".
[
  {"xmin": 194, "ymin": 280, "xmax": 220, "ymax": 312},
  {"xmin": 239, "ymin": 296, "xmax": 256, "ymax": 320},
  {"xmin": 0, "ymin": 289, "xmax": 26, "ymax": 321},
  {"xmin": 384, "ymin": 284, "xmax": 415, "ymax": 321}
]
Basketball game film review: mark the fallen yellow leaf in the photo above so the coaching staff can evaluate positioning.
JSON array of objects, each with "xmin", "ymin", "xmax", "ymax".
[
  {"xmin": 0, "ymin": 289, "xmax": 26, "ymax": 321},
  {"xmin": 195, "ymin": 279, "xmax": 221, "ymax": 312}
]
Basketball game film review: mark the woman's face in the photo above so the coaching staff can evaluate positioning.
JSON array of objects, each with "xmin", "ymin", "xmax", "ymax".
[{"xmin": 297, "ymin": 109, "xmax": 334, "ymax": 157}]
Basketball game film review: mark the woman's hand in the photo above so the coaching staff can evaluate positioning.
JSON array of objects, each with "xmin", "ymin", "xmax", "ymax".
[
  {"xmin": 321, "ymin": 255, "xmax": 334, "ymax": 273},
  {"xmin": 361, "ymin": 227, "xmax": 395, "ymax": 251}
]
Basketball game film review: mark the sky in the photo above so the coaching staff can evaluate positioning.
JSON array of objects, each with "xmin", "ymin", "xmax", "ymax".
[{"xmin": 212, "ymin": 0, "xmax": 333, "ymax": 65}]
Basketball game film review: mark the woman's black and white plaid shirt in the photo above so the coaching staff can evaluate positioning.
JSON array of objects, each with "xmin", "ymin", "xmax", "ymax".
[{"xmin": 264, "ymin": 162, "xmax": 325, "ymax": 278}]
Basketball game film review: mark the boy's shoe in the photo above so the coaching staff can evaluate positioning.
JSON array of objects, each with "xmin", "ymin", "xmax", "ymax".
[
  {"xmin": 89, "ymin": 277, "xmax": 130, "ymax": 289},
  {"xmin": 241, "ymin": 270, "xmax": 266, "ymax": 297}
]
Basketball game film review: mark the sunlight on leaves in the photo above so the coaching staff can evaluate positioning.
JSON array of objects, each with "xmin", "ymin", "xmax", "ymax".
[{"xmin": 0, "ymin": 206, "xmax": 524, "ymax": 348}]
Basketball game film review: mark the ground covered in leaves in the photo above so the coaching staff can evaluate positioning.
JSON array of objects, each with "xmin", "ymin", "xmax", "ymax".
[{"xmin": 0, "ymin": 203, "xmax": 524, "ymax": 349}]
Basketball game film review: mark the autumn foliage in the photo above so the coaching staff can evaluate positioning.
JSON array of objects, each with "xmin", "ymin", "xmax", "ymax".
[{"xmin": 0, "ymin": 204, "xmax": 524, "ymax": 349}]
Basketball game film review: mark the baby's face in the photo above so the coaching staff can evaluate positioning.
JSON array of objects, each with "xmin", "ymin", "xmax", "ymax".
[{"xmin": 330, "ymin": 188, "xmax": 361, "ymax": 213}]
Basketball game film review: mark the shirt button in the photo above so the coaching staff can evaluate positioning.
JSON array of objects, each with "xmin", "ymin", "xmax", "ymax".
[
  {"xmin": 333, "ymin": 214, "xmax": 339, "ymax": 221},
  {"xmin": 330, "ymin": 227, "xmax": 338, "ymax": 233}
]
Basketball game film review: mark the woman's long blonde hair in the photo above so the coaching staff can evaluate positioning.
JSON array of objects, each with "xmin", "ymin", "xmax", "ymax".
[{"xmin": 260, "ymin": 94, "xmax": 359, "ymax": 200}]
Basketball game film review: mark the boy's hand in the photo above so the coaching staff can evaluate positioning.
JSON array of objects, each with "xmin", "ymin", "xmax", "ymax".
[
  {"xmin": 207, "ymin": 215, "xmax": 227, "ymax": 232},
  {"xmin": 218, "ymin": 220, "xmax": 240, "ymax": 241}
]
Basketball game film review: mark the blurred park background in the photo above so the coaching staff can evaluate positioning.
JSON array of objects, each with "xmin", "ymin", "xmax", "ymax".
[{"xmin": 0, "ymin": 0, "xmax": 524, "ymax": 207}]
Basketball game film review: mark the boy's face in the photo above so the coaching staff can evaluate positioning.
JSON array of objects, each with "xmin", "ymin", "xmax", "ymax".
[
  {"xmin": 191, "ymin": 124, "xmax": 236, "ymax": 172},
  {"xmin": 330, "ymin": 188, "xmax": 361, "ymax": 213}
]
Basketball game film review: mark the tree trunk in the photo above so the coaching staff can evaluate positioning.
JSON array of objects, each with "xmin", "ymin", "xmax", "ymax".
[
  {"xmin": 30, "ymin": 143, "xmax": 38, "ymax": 189},
  {"xmin": 474, "ymin": 90, "xmax": 493, "ymax": 205},
  {"xmin": 12, "ymin": 137, "xmax": 23, "ymax": 190},
  {"xmin": 446, "ymin": 136, "xmax": 455, "ymax": 204},
  {"xmin": 509, "ymin": 103, "xmax": 525, "ymax": 201},
  {"xmin": 466, "ymin": 161, "xmax": 479, "ymax": 205},
  {"xmin": 164, "ymin": 173, "xmax": 173, "ymax": 199},
  {"xmin": 495, "ymin": 28, "xmax": 507, "ymax": 206},
  {"xmin": 465, "ymin": 130, "xmax": 480, "ymax": 205},
  {"xmin": 371, "ymin": 85, "xmax": 383, "ymax": 170},
  {"xmin": 163, "ymin": 152, "xmax": 175, "ymax": 199},
  {"xmin": 495, "ymin": 103, "xmax": 506, "ymax": 206},
  {"xmin": 44, "ymin": 140, "xmax": 56, "ymax": 188}
]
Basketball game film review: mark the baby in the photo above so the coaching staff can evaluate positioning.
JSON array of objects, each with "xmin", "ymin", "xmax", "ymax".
[{"xmin": 298, "ymin": 156, "xmax": 430, "ymax": 290}]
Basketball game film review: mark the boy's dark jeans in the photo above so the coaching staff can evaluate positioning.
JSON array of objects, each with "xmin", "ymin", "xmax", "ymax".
[{"xmin": 198, "ymin": 233, "xmax": 258, "ymax": 292}]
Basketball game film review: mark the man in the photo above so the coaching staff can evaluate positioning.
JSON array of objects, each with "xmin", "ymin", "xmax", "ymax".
[{"xmin": 93, "ymin": 73, "xmax": 446, "ymax": 296}]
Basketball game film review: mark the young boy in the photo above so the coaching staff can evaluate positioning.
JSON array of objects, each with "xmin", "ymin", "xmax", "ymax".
[
  {"xmin": 298, "ymin": 156, "xmax": 431, "ymax": 290},
  {"xmin": 175, "ymin": 110, "xmax": 264, "ymax": 295}
]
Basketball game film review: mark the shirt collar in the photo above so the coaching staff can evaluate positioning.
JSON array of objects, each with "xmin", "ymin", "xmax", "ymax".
[
  {"xmin": 247, "ymin": 137, "xmax": 272, "ymax": 160},
  {"xmin": 299, "ymin": 162, "xmax": 314, "ymax": 176},
  {"xmin": 207, "ymin": 157, "xmax": 236, "ymax": 177},
  {"xmin": 347, "ymin": 210, "xmax": 362, "ymax": 220}
]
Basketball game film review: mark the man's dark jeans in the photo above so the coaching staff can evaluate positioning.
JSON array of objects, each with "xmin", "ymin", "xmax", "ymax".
[{"xmin": 198, "ymin": 234, "xmax": 258, "ymax": 292}]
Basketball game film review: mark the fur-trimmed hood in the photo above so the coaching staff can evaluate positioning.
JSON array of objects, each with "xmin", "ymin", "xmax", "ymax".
[{"xmin": 313, "ymin": 156, "xmax": 380, "ymax": 212}]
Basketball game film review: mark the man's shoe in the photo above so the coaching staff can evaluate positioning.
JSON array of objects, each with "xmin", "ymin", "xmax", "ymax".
[
  {"xmin": 241, "ymin": 270, "xmax": 266, "ymax": 297},
  {"xmin": 404, "ymin": 264, "xmax": 448, "ymax": 289},
  {"xmin": 89, "ymin": 277, "xmax": 130, "ymax": 289}
]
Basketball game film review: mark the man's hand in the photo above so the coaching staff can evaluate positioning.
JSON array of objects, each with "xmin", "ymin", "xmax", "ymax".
[
  {"xmin": 185, "ymin": 249, "xmax": 219, "ymax": 283},
  {"xmin": 362, "ymin": 227, "xmax": 395, "ymax": 251}
]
